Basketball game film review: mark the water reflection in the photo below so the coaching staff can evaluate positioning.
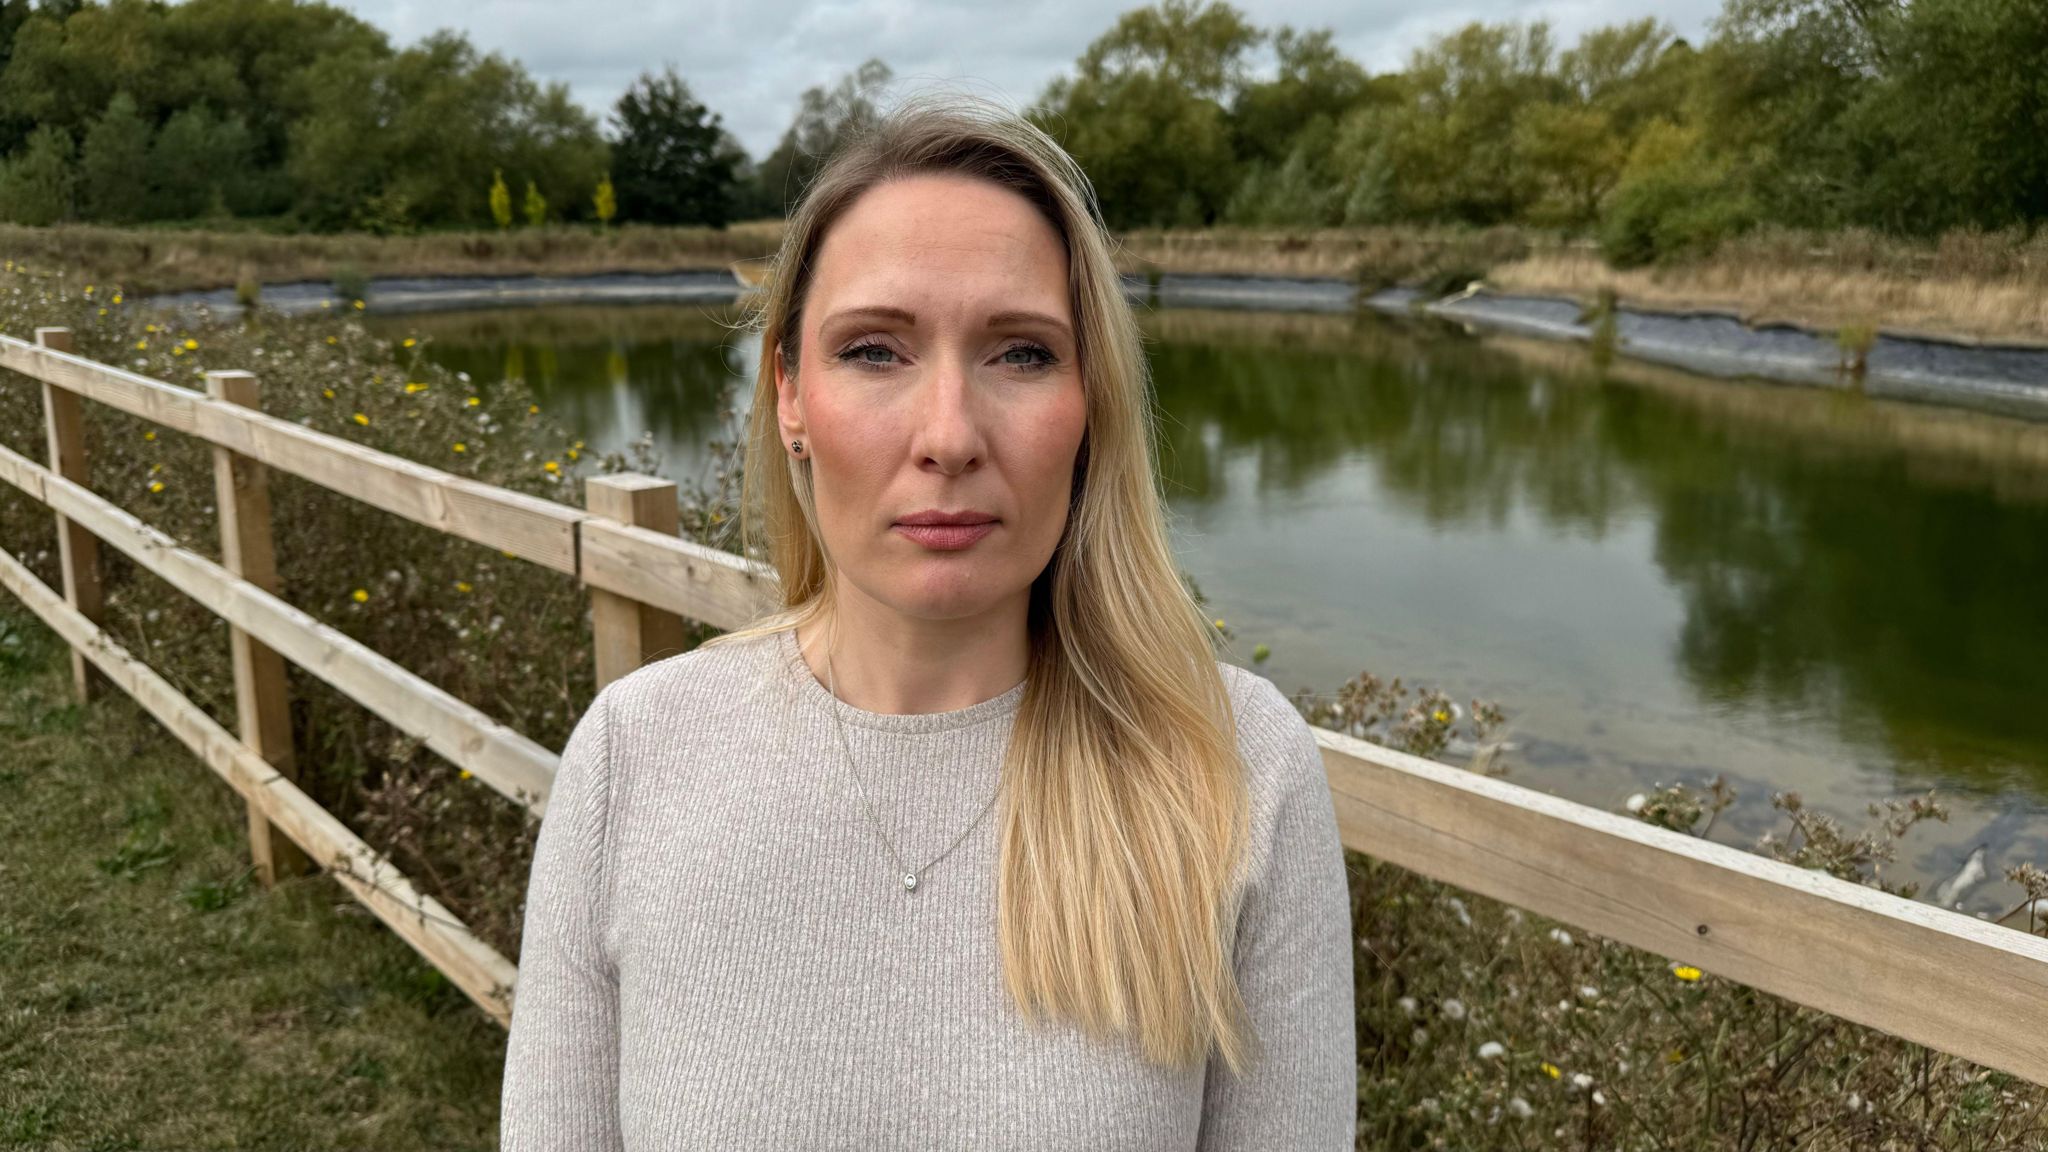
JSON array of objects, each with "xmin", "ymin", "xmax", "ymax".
[{"xmin": 375, "ymin": 302, "xmax": 2048, "ymax": 890}]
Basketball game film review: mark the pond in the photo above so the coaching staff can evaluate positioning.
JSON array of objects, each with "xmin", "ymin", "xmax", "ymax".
[{"xmin": 371, "ymin": 302, "xmax": 2048, "ymax": 908}]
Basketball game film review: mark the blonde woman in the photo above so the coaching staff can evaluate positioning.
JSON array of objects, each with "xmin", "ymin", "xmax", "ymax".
[{"xmin": 501, "ymin": 97, "xmax": 1356, "ymax": 1149}]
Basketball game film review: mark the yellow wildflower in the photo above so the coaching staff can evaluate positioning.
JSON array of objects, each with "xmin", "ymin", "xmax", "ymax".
[
  {"xmin": 1672, "ymin": 964, "xmax": 1703, "ymax": 982},
  {"xmin": 567, "ymin": 448, "xmax": 579, "ymax": 460},
  {"xmin": 353, "ymin": 299, "xmax": 365, "ymax": 310},
  {"xmin": 454, "ymin": 580, "xmax": 473, "ymax": 593},
  {"xmin": 322, "ymin": 388, "xmax": 335, "ymax": 399},
  {"xmin": 405, "ymin": 382, "xmax": 427, "ymax": 394},
  {"xmin": 145, "ymin": 323, "xmax": 158, "ymax": 333},
  {"xmin": 573, "ymin": 440, "xmax": 584, "ymax": 450},
  {"xmin": 134, "ymin": 339, "xmax": 148, "ymax": 350},
  {"xmin": 543, "ymin": 460, "xmax": 560, "ymax": 474},
  {"xmin": 351, "ymin": 588, "xmax": 368, "ymax": 603},
  {"xmin": 353, "ymin": 412, "xmax": 369, "ymax": 426},
  {"xmin": 1432, "ymin": 708, "xmax": 1451, "ymax": 724},
  {"xmin": 321, "ymin": 300, "xmax": 331, "ymax": 309},
  {"xmin": 84, "ymin": 284, "xmax": 93, "ymax": 294},
  {"xmin": 148, "ymin": 480, "xmax": 164, "ymax": 494},
  {"xmin": 326, "ymin": 336, "xmax": 338, "ymax": 345},
  {"xmin": 143, "ymin": 430, "xmax": 155, "ymax": 442},
  {"xmin": 171, "ymin": 346, "xmax": 184, "ymax": 357},
  {"xmin": 466, "ymin": 396, "xmax": 480, "ymax": 407},
  {"xmin": 182, "ymin": 338, "xmax": 198, "ymax": 351},
  {"xmin": 402, "ymin": 337, "xmax": 417, "ymax": 348},
  {"xmin": 111, "ymin": 293, "xmax": 122, "ymax": 304},
  {"xmin": 452, "ymin": 442, "xmax": 466, "ymax": 453},
  {"xmin": 1540, "ymin": 1062, "xmax": 1561, "ymax": 1079},
  {"xmin": 149, "ymin": 463, "xmax": 162, "ymax": 473},
  {"xmin": 459, "ymin": 769, "xmax": 473, "ymax": 780},
  {"xmin": 528, "ymin": 404, "xmax": 539, "ymax": 414},
  {"xmin": 98, "ymin": 307, "xmax": 107, "ymax": 316},
  {"xmin": 1213, "ymin": 617, "xmax": 1225, "ymax": 629}
]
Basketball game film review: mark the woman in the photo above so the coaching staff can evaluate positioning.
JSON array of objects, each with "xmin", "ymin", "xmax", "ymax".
[{"xmin": 501, "ymin": 97, "xmax": 1356, "ymax": 1149}]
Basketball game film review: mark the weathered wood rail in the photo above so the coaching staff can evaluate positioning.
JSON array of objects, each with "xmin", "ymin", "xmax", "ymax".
[{"xmin": 3, "ymin": 326, "xmax": 2045, "ymax": 1083}]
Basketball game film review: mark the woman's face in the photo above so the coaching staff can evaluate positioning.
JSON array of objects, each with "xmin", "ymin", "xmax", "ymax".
[{"xmin": 776, "ymin": 172, "xmax": 1087, "ymax": 626}]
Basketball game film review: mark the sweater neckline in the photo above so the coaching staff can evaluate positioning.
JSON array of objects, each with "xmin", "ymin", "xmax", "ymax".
[{"xmin": 776, "ymin": 625, "xmax": 1027, "ymax": 734}]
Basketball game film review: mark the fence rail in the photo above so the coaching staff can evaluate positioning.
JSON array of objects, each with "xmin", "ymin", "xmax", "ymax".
[{"xmin": 5, "ymin": 327, "xmax": 2047, "ymax": 1085}]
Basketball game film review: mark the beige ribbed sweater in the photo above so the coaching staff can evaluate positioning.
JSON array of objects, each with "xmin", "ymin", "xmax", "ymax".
[{"xmin": 499, "ymin": 626, "xmax": 1356, "ymax": 1149}]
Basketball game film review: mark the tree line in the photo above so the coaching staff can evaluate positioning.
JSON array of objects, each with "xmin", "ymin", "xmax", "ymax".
[
  {"xmin": 1, "ymin": 0, "xmax": 2041, "ymax": 267},
  {"xmin": 1031, "ymin": 0, "xmax": 2046, "ymax": 263},
  {"xmin": 0, "ymin": 0, "xmax": 875, "ymax": 233}
]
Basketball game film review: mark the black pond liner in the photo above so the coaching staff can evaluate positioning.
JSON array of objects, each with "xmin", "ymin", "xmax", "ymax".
[{"xmin": 144, "ymin": 270, "xmax": 2048, "ymax": 422}]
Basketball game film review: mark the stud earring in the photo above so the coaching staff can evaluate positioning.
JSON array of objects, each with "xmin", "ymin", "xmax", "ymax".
[{"xmin": 791, "ymin": 439, "xmax": 803, "ymax": 456}]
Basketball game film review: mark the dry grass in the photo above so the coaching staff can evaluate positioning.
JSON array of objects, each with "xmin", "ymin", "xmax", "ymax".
[
  {"xmin": 8, "ymin": 217, "xmax": 2047, "ymax": 346},
  {"xmin": 0, "ymin": 221, "xmax": 785, "ymax": 297},
  {"xmin": 1114, "ymin": 225, "xmax": 1536, "ymax": 286},
  {"xmin": 1488, "ymin": 226, "xmax": 2048, "ymax": 345}
]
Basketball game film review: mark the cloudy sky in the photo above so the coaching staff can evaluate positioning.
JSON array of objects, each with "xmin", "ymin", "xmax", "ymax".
[{"xmin": 331, "ymin": 0, "xmax": 1723, "ymax": 159}]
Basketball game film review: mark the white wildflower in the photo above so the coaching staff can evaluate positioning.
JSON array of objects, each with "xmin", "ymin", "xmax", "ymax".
[
  {"xmin": 1478, "ymin": 1041, "xmax": 1505, "ymax": 1059},
  {"xmin": 1625, "ymin": 792, "xmax": 1646, "ymax": 813},
  {"xmin": 1578, "ymin": 985, "xmax": 1600, "ymax": 1000},
  {"xmin": 1549, "ymin": 928, "xmax": 1574, "ymax": 947},
  {"xmin": 1396, "ymin": 996, "xmax": 1417, "ymax": 1017},
  {"xmin": 1572, "ymin": 1073, "xmax": 1594, "ymax": 1090},
  {"xmin": 1441, "ymin": 998, "xmax": 1466, "ymax": 1021},
  {"xmin": 1506, "ymin": 1096, "xmax": 1533, "ymax": 1119}
]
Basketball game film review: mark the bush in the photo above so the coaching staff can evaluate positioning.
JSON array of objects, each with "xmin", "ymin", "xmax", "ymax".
[{"xmin": 1599, "ymin": 121, "xmax": 1754, "ymax": 268}]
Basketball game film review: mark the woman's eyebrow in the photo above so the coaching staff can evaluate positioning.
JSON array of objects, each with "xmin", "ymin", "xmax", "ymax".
[
  {"xmin": 987, "ymin": 310, "xmax": 1074, "ymax": 341},
  {"xmin": 823, "ymin": 305, "xmax": 917, "ymax": 328}
]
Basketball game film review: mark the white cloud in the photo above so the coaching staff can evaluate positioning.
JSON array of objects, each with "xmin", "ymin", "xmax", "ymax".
[{"xmin": 330, "ymin": 0, "xmax": 1724, "ymax": 158}]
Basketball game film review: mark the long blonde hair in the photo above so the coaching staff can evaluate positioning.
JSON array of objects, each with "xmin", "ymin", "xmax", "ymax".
[{"xmin": 700, "ymin": 96, "xmax": 1255, "ymax": 1075}]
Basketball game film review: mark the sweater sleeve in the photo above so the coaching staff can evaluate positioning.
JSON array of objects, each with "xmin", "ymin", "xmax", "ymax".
[
  {"xmin": 500, "ymin": 685, "xmax": 623, "ymax": 1152},
  {"xmin": 1197, "ymin": 676, "xmax": 1358, "ymax": 1150}
]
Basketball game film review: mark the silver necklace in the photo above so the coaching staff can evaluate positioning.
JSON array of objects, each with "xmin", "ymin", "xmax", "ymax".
[{"xmin": 824, "ymin": 646, "xmax": 1004, "ymax": 894}]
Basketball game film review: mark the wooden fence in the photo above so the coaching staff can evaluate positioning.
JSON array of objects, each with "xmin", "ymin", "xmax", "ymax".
[{"xmin": 4, "ymin": 326, "xmax": 2047, "ymax": 1084}]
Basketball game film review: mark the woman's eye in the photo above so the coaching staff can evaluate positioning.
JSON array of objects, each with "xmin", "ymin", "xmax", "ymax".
[
  {"xmin": 1000, "ymin": 344, "xmax": 1055, "ymax": 368},
  {"xmin": 840, "ymin": 343, "xmax": 896, "ymax": 365}
]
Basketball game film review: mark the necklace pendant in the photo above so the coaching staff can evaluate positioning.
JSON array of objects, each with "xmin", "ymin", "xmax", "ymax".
[{"xmin": 903, "ymin": 872, "xmax": 919, "ymax": 892}]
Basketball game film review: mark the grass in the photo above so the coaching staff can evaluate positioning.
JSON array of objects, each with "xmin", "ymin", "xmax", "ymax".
[
  {"xmin": 0, "ymin": 220, "xmax": 784, "ymax": 297},
  {"xmin": 1116, "ymin": 224, "xmax": 2048, "ymax": 345},
  {"xmin": 0, "ymin": 605, "xmax": 507, "ymax": 1150},
  {"xmin": 11, "ymin": 219, "xmax": 2048, "ymax": 344}
]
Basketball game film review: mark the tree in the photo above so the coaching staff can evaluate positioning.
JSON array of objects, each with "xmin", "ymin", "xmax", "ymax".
[
  {"xmin": 522, "ymin": 178, "xmax": 546, "ymax": 226},
  {"xmin": 0, "ymin": 123, "xmax": 76, "ymax": 225},
  {"xmin": 1033, "ymin": 1, "xmax": 1261, "ymax": 227},
  {"xmin": 150, "ymin": 103, "xmax": 252, "ymax": 219},
  {"xmin": 751, "ymin": 58, "xmax": 890, "ymax": 217},
  {"xmin": 489, "ymin": 167, "xmax": 511, "ymax": 228},
  {"xmin": 592, "ymin": 171, "xmax": 616, "ymax": 227},
  {"xmin": 609, "ymin": 65, "xmax": 745, "ymax": 226},
  {"xmin": 80, "ymin": 90, "xmax": 151, "ymax": 222}
]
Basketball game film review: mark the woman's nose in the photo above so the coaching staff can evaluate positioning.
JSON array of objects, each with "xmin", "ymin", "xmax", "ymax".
[{"xmin": 914, "ymin": 356, "xmax": 985, "ymax": 474}]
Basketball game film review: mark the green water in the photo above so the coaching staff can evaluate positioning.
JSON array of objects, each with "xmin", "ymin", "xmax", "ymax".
[{"xmin": 374, "ymin": 303, "xmax": 2048, "ymax": 904}]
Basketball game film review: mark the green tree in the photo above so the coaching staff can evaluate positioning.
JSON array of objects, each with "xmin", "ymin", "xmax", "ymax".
[
  {"xmin": 0, "ymin": 123, "xmax": 76, "ymax": 225},
  {"xmin": 753, "ymin": 58, "xmax": 891, "ymax": 216},
  {"xmin": 149, "ymin": 103, "xmax": 252, "ymax": 219},
  {"xmin": 1033, "ymin": 0, "xmax": 1261, "ymax": 228},
  {"xmin": 592, "ymin": 171, "xmax": 616, "ymax": 227},
  {"xmin": 489, "ymin": 167, "xmax": 512, "ymax": 228},
  {"xmin": 522, "ymin": 178, "xmax": 546, "ymax": 226},
  {"xmin": 610, "ymin": 65, "xmax": 745, "ymax": 226},
  {"xmin": 79, "ymin": 90, "xmax": 151, "ymax": 222}
]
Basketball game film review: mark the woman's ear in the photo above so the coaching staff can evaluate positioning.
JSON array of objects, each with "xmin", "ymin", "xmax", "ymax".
[{"xmin": 774, "ymin": 343, "xmax": 805, "ymax": 450}]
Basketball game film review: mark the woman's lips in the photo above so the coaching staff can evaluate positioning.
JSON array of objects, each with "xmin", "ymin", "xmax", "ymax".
[{"xmin": 893, "ymin": 521, "xmax": 996, "ymax": 550}]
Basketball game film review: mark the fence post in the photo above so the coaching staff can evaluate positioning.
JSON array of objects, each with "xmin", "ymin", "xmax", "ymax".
[
  {"xmin": 586, "ymin": 473, "xmax": 689, "ymax": 691},
  {"xmin": 35, "ymin": 327, "xmax": 107, "ymax": 703},
  {"xmin": 206, "ymin": 369, "xmax": 311, "ymax": 886}
]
